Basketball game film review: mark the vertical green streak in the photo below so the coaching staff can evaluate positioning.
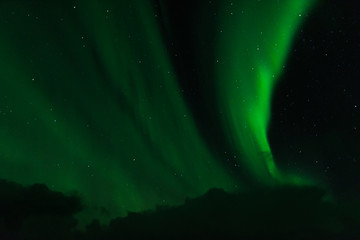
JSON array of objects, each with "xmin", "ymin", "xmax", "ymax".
[{"xmin": 215, "ymin": 0, "xmax": 316, "ymax": 185}]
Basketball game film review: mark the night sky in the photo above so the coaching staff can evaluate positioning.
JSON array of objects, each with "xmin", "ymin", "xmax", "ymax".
[
  {"xmin": 0, "ymin": 0, "xmax": 360, "ymax": 237},
  {"xmin": 269, "ymin": 0, "xmax": 360, "ymax": 199}
]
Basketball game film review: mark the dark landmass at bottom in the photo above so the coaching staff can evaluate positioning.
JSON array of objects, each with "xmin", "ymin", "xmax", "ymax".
[{"xmin": 1, "ymin": 179, "xmax": 359, "ymax": 240}]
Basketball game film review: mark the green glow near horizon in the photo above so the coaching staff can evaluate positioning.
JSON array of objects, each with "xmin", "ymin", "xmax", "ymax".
[{"xmin": 0, "ymin": 0, "xmax": 317, "ymax": 221}]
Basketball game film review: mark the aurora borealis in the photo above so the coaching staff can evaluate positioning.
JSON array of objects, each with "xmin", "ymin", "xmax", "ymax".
[
  {"xmin": 0, "ymin": 0, "xmax": 317, "ymax": 219},
  {"xmin": 2, "ymin": 1, "xmax": 360, "ymax": 235},
  {"xmin": 214, "ymin": 0, "xmax": 316, "ymax": 185}
]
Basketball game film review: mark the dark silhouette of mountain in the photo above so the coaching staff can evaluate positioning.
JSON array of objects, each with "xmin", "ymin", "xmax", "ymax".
[
  {"xmin": 0, "ymin": 179, "xmax": 82, "ymax": 240},
  {"xmin": 1, "ymin": 179, "xmax": 360, "ymax": 239},
  {"xmin": 93, "ymin": 186, "xmax": 360, "ymax": 240}
]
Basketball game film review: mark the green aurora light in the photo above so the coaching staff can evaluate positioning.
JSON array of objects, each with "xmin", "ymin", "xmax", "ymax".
[
  {"xmin": 0, "ymin": 0, "xmax": 317, "ymax": 220},
  {"xmin": 214, "ymin": 0, "xmax": 317, "ymax": 185}
]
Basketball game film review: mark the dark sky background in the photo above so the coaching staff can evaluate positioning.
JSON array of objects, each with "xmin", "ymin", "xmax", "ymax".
[{"xmin": 269, "ymin": 0, "xmax": 360, "ymax": 199}]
